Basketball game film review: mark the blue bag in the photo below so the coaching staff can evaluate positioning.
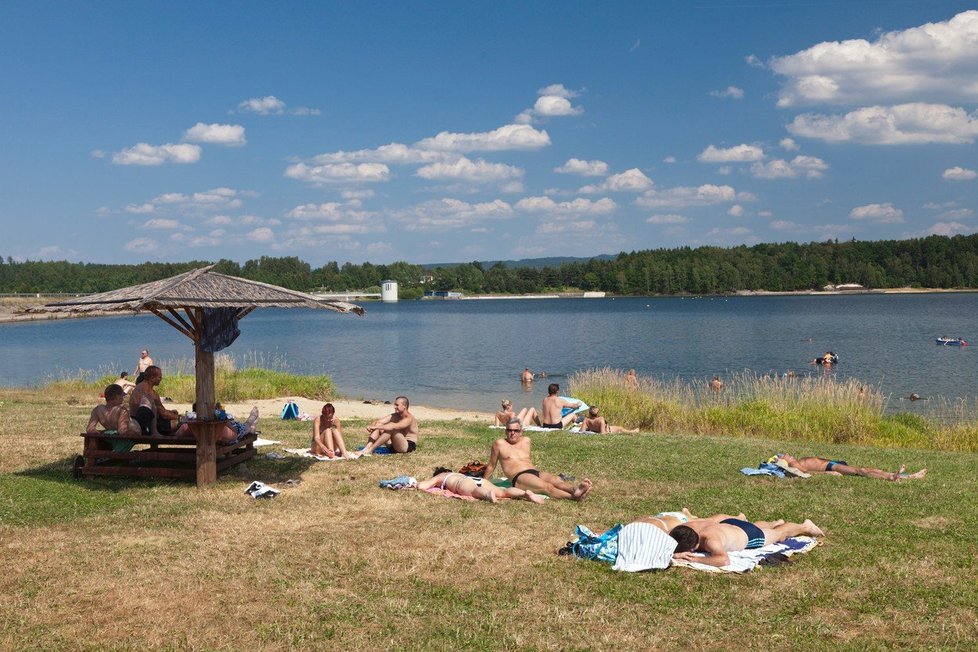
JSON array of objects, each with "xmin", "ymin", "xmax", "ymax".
[{"xmin": 280, "ymin": 401, "xmax": 300, "ymax": 420}]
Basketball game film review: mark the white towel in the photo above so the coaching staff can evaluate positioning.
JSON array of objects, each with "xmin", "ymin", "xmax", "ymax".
[
  {"xmin": 253, "ymin": 438, "xmax": 281, "ymax": 447},
  {"xmin": 612, "ymin": 522, "xmax": 677, "ymax": 572},
  {"xmin": 670, "ymin": 536, "xmax": 819, "ymax": 573},
  {"xmin": 283, "ymin": 447, "xmax": 345, "ymax": 461}
]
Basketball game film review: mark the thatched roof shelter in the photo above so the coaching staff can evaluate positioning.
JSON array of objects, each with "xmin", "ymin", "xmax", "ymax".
[{"xmin": 25, "ymin": 265, "xmax": 363, "ymax": 485}]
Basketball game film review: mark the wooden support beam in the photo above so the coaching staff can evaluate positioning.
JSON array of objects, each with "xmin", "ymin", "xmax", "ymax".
[
  {"xmin": 166, "ymin": 308, "xmax": 197, "ymax": 337},
  {"xmin": 149, "ymin": 308, "xmax": 195, "ymax": 341}
]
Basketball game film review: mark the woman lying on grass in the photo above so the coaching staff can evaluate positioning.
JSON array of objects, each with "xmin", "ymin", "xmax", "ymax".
[{"xmin": 417, "ymin": 467, "xmax": 546, "ymax": 504}]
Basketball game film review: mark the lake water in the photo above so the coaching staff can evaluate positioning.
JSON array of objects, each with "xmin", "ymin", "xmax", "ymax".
[{"xmin": 1, "ymin": 294, "xmax": 976, "ymax": 415}]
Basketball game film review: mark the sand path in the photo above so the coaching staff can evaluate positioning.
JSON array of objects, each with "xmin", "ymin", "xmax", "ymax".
[{"xmin": 166, "ymin": 396, "xmax": 493, "ymax": 423}]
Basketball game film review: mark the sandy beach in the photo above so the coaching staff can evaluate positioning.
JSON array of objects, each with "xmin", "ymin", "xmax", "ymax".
[{"xmin": 166, "ymin": 396, "xmax": 493, "ymax": 424}]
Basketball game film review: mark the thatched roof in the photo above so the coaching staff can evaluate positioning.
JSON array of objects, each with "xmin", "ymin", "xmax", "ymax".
[{"xmin": 23, "ymin": 266, "xmax": 365, "ymax": 315}]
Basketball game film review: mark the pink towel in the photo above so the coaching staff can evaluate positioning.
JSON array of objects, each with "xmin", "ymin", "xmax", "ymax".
[{"xmin": 423, "ymin": 487, "xmax": 478, "ymax": 501}]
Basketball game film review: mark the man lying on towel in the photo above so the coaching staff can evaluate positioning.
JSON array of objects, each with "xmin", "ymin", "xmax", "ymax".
[
  {"xmin": 670, "ymin": 517, "xmax": 824, "ymax": 568},
  {"xmin": 774, "ymin": 453, "xmax": 926, "ymax": 481},
  {"xmin": 483, "ymin": 418, "xmax": 592, "ymax": 501}
]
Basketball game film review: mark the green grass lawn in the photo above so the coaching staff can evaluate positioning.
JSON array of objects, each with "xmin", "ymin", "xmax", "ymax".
[{"xmin": 1, "ymin": 390, "xmax": 977, "ymax": 650}]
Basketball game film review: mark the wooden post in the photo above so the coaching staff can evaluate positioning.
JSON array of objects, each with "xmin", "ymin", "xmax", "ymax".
[
  {"xmin": 193, "ymin": 308, "xmax": 218, "ymax": 488},
  {"xmin": 188, "ymin": 421, "xmax": 221, "ymax": 487}
]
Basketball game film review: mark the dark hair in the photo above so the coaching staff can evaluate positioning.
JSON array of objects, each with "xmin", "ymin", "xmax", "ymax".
[
  {"xmin": 119, "ymin": 371, "xmax": 129, "ymax": 378},
  {"xmin": 145, "ymin": 365, "xmax": 161, "ymax": 378},
  {"xmin": 432, "ymin": 466, "xmax": 453, "ymax": 476},
  {"xmin": 548, "ymin": 383, "xmax": 559, "ymax": 395},
  {"xmin": 670, "ymin": 526, "xmax": 700, "ymax": 553},
  {"xmin": 320, "ymin": 403, "xmax": 335, "ymax": 426},
  {"xmin": 104, "ymin": 384, "xmax": 124, "ymax": 400},
  {"xmin": 396, "ymin": 395, "xmax": 409, "ymax": 408}
]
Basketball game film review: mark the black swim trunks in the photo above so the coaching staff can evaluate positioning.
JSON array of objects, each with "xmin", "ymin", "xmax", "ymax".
[
  {"xmin": 510, "ymin": 468, "xmax": 540, "ymax": 486},
  {"xmin": 405, "ymin": 440, "xmax": 417, "ymax": 453},
  {"xmin": 133, "ymin": 406, "xmax": 172, "ymax": 435},
  {"xmin": 720, "ymin": 518, "xmax": 766, "ymax": 549},
  {"xmin": 541, "ymin": 423, "xmax": 563, "ymax": 429},
  {"xmin": 824, "ymin": 459, "xmax": 848, "ymax": 472}
]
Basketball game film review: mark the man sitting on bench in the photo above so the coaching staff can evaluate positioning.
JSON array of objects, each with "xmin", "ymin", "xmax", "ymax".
[
  {"xmin": 88, "ymin": 384, "xmax": 141, "ymax": 437},
  {"xmin": 129, "ymin": 365, "xmax": 179, "ymax": 436}
]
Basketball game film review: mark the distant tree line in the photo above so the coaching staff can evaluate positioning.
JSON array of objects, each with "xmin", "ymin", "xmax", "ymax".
[{"xmin": 3, "ymin": 234, "xmax": 978, "ymax": 296}]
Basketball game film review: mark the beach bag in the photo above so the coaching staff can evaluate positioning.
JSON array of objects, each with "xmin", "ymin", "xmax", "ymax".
[
  {"xmin": 280, "ymin": 401, "xmax": 300, "ymax": 420},
  {"xmin": 458, "ymin": 460, "xmax": 487, "ymax": 478}
]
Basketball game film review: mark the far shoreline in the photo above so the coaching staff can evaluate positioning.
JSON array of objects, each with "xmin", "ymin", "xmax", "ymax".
[{"xmin": 2, "ymin": 286, "xmax": 978, "ymax": 324}]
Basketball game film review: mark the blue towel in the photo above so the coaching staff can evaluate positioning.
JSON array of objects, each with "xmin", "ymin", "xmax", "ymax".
[
  {"xmin": 741, "ymin": 462, "xmax": 786, "ymax": 478},
  {"xmin": 567, "ymin": 524, "xmax": 621, "ymax": 563},
  {"xmin": 357, "ymin": 445, "xmax": 395, "ymax": 455},
  {"xmin": 379, "ymin": 475, "xmax": 417, "ymax": 490}
]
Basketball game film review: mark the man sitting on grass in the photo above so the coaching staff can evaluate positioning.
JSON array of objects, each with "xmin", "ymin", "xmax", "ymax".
[
  {"xmin": 483, "ymin": 418, "xmax": 592, "ymax": 501},
  {"xmin": 670, "ymin": 516, "xmax": 825, "ymax": 568},
  {"xmin": 355, "ymin": 396, "xmax": 419, "ymax": 457},
  {"xmin": 774, "ymin": 453, "xmax": 926, "ymax": 481},
  {"xmin": 579, "ymin": 406, "xmax": 639, "ymax": 433}
]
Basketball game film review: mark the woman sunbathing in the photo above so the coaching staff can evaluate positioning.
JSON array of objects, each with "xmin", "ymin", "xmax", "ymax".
[
  {"xmin": 417, "ymin": 467, "xmax": 546, "ymax": 504},
  {"xmin": 494, "ymin": 399, "xmax": 541, "ymax": 427},
  {"xmin": 311, "ymin": 403, "xmax": 350, "ymax": 458}
]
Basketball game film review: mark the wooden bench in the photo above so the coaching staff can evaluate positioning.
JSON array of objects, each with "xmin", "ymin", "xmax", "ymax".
[{"xmin": 75, "ymin": 428, "xmax": 257, "ymax": 485}]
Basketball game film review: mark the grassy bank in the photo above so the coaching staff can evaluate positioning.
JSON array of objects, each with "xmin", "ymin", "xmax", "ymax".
[
  {"xmin": 2, "ymin": 387, "xmax": 977, "ymax": 649},
  {"xmin": 571, "ymin": 367, "xmax": 978, "ymax": 452},
  {"xmin": 45, "ymin": 354, "xmax": 335, "ymax": 403}
]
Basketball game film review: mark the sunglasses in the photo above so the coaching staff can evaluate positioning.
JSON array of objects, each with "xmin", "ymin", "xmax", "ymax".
[{"xmin": 506, "ymin": 428, "xmax": 522, "ymax": 433}]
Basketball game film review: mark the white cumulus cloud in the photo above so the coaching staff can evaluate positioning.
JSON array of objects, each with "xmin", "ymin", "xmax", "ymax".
[
  {"xmin": 124, "ymin": 237, "xmax": 157, "ymax": 252},
  {"xmin": 554, "ymin": 158, "xmax": 609, "ymax": 176},
  {"xmin": 926, "ymin": 221, "xmax": 973, "ymax": 236},
  {"xmin": 579, "ymin": 168, "xmax": 654, "ymax": 193},
  {"xmin": 515, "ymin": 196, "xmax": 617, "ymax": 215},
  {"xmin": 285, "ymin": 162, "xmax": 391, "ymax": 184},
  {"xmin": 943, "ymin": 166, "xmax": 977, "ymax": 180},
  {"xmin": 709, "ymin": 86, "xmax": 745, "ymax": 99},
  {"xmin": 751, "ymin": 155, "xmax": 829, "ymax": 179},
  {"xmin": 246, "ymin": 227, "xmax": 275, "ymax": 242},
  {"xmin": 182, "ymin": 122, "xmax": 246, "ymax": 146},
  {"xmin": 236, "ymin": 96, "xmax": 287, "ymax": 115},
  {"xmin": 770, "ymin": 11, "xmax": 978, "ymax": 107},
  {"xmin": 849, "ymin": 202, "xmax": 905, "ymax": 223},
  {"xmin": 780, "ymin": 138, "xmax": 800, "ymax": 151},
  {"xmin": 788, "ymin": 103, "xmax": 978, "ymax": 144},
  {"xmin": 112, "ymin": 143, "xmax": 201, "ymax": 166},
  {"xmin": 698, "ymin": 144, "xmax": 765, "ymax": 163},
  {"xmin": 515, "ymin": 84, "xmax": 584, "ymax": 124},
  {"xmin": 142, "ymin": 218, "xmax": 183, "ymax": 230},
  {"xmin": 645, "ymin": 214, "xmax": 690, "ymax": 224},
  {"xmin": 728, "ymin": 205, "xmax": 745, "ymax": 217},
  {"xmin": 416, "ymin": 123, "xmax": 550, "ymax": 152},
  {"xmin": 415, "ymin": 157, "xmax": 523, "ymax": 183},
  {"xmin": 395, "ymin": 198, "xmax": 514, "ymax": 230},
  {"xmin": 637, "ymin": 184, "xmax": 754, "ymax": 209}
]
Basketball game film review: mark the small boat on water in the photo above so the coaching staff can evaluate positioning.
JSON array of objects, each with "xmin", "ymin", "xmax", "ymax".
[{"xmin": 936, "ymin": 337, "xmax": 967, "ymax": 346}]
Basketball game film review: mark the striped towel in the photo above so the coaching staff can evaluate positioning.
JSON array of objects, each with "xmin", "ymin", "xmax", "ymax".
[{"xmin": 612, "ymin": 522, "xmax": 677, "ymax": 572}]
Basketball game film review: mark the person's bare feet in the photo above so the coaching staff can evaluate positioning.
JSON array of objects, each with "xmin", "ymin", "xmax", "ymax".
[
  {"xmin": 905, "ymin": 468, "xmax": 927, "ymax": 480},
  {"xmin": 802, "ymin": 519, "xmax": 825, "ymax": 537},
  {"xmin": 526, "ymin": 490, "xmax": 545, "ymax": 505},
  {"xmin": 487, "ymin": 490, "xmax": 499, "ymax": 504},
  {"xmin": 572, "ymin": 478, "xmax": 593, "ymax": 501}
]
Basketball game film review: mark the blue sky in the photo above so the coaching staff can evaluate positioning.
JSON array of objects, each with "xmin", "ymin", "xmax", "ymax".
[{"xmin": 1, "ymin": 1, "xmax": 976, "ymax": 266}]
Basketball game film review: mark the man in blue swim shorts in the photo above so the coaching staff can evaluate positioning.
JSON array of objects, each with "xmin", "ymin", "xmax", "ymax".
[
  {"xmin": 670, "ymin": 516, "xmax": 824, "ymax": 568},
  {"xmin": 775, "ymin": 453, "xmax": 926, "ymax": 481}
]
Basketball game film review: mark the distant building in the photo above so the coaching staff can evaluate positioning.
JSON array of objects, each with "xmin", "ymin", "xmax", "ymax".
[
  {"xmin": 381, "ymin": 280, "xmax": 398, "ymax": 302},
  {"xmin": 423, "ymin": 290, "xmax": 464, "ymax": 299}
]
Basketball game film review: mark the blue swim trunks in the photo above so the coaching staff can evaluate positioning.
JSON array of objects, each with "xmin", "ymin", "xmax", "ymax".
[
  {"xmin": 825, "ymin": 460, "xmax": 848, "ymax": 472},
  {"xmin": 721, "ymin": 518, "xmax": 766, "ymax": 549}
]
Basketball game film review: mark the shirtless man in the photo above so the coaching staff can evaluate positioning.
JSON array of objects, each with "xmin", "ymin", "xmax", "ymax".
[
  {"xmin": 416, "ymin": 468, "xmax": 545, "ymax": 504},
  {"xmin": 775, "ymin": 453, "xmax": 926, "ymax": 481},
  {"xmin": 87, "ymin": 384, "xmax": 141, "ymax": 437},
  {"xmin": 709, "ymin": 375, "xmax": 723, "ymax": 393},
  {"xmin": 580, "ymin": 406, "xmax": 639, "ymax": 433},
  {"xmin": 128, "ymin": 365, "xmax": 179, "ymax": 436},
  {"xmin": 494, "ymin": 399, "xmax": 540, "ymax": 427},
  {"xmin": 624, "ymin": 369, "xmax": 638, "ymax": 388},
  {"xmin": 521, "ymin": 368, "xmax": 534, "ymax": 383},
  {"xmin": 113, "ymin": 371, "xmax": 136, "ymax": 394},
  {"xmin": 540, "ymin": 383, "xmax": 580, "ymax": 429},
  {"xmin": 483, "ymin": 418, "xmax": 592, "ymax": 501},
  {"xmin": 670, "ymin": 516, "xmax": 824, "ymax": 568},
  {"xmin": 135, "ymin": 349, "xmax": 154, "ymax": 381},
  {"xmin": 356, "ymin": 396, "xmax": 419, "ymax": 456}
]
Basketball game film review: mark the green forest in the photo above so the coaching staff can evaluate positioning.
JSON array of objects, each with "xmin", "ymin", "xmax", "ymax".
[{"xmin": 3, "ymin": 234, "xmax": 978, "ymax": 297}]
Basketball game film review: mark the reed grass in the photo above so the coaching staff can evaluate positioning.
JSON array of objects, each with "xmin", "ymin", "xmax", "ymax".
[
  {"xmin": 45, "ymin": 353, "xmax": 335, "ymax": 403},
  {"xmin": 570, "ymin": 367, "xmax": 978, "ymax": 452}
]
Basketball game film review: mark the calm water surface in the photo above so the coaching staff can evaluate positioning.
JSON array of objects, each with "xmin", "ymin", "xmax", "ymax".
[{"xmin": 1, "ymin": 294, "xmax": 976, "ymax": 414}]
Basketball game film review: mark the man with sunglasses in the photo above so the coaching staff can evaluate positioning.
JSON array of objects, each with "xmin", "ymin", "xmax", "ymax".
[{"xmin": 483, "ymin": 418, "xmax": 592, "ymax": 501}]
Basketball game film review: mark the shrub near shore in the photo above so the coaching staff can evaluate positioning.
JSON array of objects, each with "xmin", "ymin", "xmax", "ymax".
[
  {"xmin": 570, "ymin": 367, "xmax": 978, "ymax": 452},
  {"xmin": 46, "ymin": 354, "xmax": 335, "ymax": 403}
]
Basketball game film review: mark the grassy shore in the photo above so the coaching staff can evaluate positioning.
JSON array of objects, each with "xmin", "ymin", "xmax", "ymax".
[
  {"xmin": 1, "ymin": 386, "xmax": 977, "ymax": 650},
  {"xmin": 571, "ymin": 367, "xmax": 978, "ymax": 453}
]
